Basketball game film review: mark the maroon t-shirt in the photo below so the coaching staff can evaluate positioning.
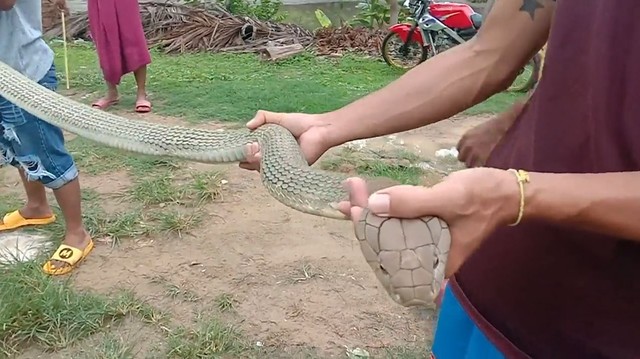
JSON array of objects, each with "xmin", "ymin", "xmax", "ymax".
[{"xmin": 452, "ymin": 0, "xmax": 640, "ymax": 357}]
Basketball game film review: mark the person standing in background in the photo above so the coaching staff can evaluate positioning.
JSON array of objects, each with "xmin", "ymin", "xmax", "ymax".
[{"xmin": 87, "ymin": 0, "xmax": 152, "ymax": 113}]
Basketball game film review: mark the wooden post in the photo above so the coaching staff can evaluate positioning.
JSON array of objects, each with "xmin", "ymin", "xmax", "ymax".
[{"xmin": 260, "ymin": 42, "xmax": 305, "ymax": 61}]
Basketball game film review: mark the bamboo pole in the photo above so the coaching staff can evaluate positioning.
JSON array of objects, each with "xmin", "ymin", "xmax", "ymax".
[{"xmin": 60, "ymin": 10, "xmax": 70, "ymax": 90}]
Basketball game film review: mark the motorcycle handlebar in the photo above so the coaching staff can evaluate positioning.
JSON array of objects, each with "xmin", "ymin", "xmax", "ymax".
[
  {"xmin": 408, "ymin": 0, "xmax": 431, "ymax": 9},
  {"xmin": 406, "ymin": 0, "xmax": 429, "ymax": 16}
]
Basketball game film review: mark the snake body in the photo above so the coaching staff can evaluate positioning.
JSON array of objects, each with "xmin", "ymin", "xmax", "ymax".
[{"xmin": 0, "ymin": 60, "xmax": 450, "ymax": 307}]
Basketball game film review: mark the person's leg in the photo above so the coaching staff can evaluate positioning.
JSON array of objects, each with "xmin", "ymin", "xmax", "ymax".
[
  {"xmin": 134, "ymin": 65, "xmax": 147, "ymax": 98},
  {"xmin": 0, "ymin": 103, "xmax": 56, "ymax": 231},
  {"xmin": 87, "ymin": 0, "xmax": 120, "ymax": 110},
  {"xmin": 1, "ymin": 63, "xmax": 93, "ymax": 274},
  {"xmin": 17, "ymin": 167, "xmax": 54, "ymax": 219},
  {"xmin": 133, "ymin": 65, "xmax": 151, "ymax": 113}
]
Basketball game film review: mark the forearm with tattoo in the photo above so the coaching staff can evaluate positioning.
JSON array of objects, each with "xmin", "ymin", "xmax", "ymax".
[{"xmin": 324, "ymin": 0, "xmax": 556, "ymax": 148}]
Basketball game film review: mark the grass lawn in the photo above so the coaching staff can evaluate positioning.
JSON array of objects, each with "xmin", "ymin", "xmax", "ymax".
[
  {"xmin": 50, "ymin": 40, "xmax": 522, "ymax": 123},
  {"xmin": 0, "ymin": 41, "xmax": 518, "ymax": 358}
]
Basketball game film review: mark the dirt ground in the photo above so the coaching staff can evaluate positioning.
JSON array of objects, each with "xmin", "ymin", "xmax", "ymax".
[{"xmin": 1, "ymin": 112, "xmax": 489, "ymax": 358}]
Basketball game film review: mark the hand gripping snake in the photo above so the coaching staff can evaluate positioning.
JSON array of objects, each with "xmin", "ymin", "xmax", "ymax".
[{"xmin": 0, "ymin": 60, "xmax": 450, "ymax": 307}]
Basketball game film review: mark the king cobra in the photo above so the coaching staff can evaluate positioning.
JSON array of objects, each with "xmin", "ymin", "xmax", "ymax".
[{"xmin": 0, "ymin": 61, "xmax": 450, "ymax": 307}]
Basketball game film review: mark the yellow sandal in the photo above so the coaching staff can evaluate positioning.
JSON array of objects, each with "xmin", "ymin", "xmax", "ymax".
[
  {"xmin": 0, "ymin": 210, "xmax": 56, "ymax": 231},
  {"xmin": 42, "ymin": 239, "xmax": 95, "ymax": 276}
]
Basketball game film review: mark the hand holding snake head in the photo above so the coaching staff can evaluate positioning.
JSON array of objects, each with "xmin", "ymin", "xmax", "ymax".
[
  {"xmin": 338, "ymin": 169, "xmax": 520, "ymax": 307},
  {"xmin": 237, "ymin": 110, "xmax": 519, "ymax": 308}
]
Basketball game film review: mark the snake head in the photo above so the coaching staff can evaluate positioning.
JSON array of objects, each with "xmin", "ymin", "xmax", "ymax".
[{"xmin": 355, "ymin": 208, "xmax": 451, "ymax": 308}]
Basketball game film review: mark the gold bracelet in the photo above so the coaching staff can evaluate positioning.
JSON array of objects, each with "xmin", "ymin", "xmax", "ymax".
[{"xmin": 507, "ymin": 168, "xmax": 530, "ymax": 226}]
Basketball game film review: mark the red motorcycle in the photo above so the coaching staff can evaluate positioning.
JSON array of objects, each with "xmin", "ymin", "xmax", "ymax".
[{"xmin": 381, "ymin": 0, "xmax": 541, "ymax": 92}]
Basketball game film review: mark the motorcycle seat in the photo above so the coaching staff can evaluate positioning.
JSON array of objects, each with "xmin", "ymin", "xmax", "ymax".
[{"xmin": 470, "ymin": 13, "xmax": 483, "ymax": 29}]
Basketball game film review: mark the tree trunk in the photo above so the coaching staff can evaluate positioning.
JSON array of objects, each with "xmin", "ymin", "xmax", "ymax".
[
  {"xmin": 260, "ymin": 42, "xmax": 305, "ymax": 61},
  {"xmin": 388, "ymin": 0, "xmax": 400, "ymax": 25}
]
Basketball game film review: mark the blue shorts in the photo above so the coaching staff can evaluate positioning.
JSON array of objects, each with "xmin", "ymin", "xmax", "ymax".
[
  {"xmin": 431, "ymin": 284, "xmax": 504, "ymax": 359},
  {"xmin": 0, "ymin": 63, "xmax": 78, "ymax": 190}
]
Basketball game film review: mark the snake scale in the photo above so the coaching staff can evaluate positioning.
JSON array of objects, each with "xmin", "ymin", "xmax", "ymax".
[{"xmin": 0, "ymin": 60, "xmax": 450, "ymax": 307}]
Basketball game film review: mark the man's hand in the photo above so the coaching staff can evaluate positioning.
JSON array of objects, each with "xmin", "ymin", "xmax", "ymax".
[
  {"xmin": 240, "ymin": 110, "xmax": 335, "ymax": 171},
  {"xmin": 457, "ymin": 99, "xmax": 529, "ymax": 167},
  {"xmin": 338, "ymin": 168, "xmax": 519, "ymax": 277},
  {"xmin": 457, "ymin": 115, "xmax": 510, "ymax": 167}
]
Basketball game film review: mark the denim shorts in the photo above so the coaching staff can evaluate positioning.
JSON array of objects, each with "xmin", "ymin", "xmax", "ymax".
[{"xmin": 0, "ymin": 63, "xmax": 78, "ymax": 190}]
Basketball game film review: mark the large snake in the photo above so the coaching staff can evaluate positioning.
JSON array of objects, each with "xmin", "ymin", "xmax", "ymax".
[{"xmin": 0, "ymin": 61, "xmax": 450, "ymax": 308}]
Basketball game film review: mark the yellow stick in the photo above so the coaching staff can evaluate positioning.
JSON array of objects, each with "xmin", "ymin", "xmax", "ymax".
[{"xmin": 60, "ymin": 10, "xmax": 70, "ymax": 90}]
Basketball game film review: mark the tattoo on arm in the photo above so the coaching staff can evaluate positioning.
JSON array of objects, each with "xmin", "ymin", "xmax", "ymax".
[{"xmin": 519, "ymin": 0, "xmax": 556, "ymax": 20}]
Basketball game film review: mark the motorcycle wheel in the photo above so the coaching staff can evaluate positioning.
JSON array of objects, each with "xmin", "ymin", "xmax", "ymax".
[
  {"xmin": 381, "ymin": 31, "xmax": 429, "ymax": 70},
  {"xmin": 506, "ymin": 52, "xmax": 542, "ymax": 93}
]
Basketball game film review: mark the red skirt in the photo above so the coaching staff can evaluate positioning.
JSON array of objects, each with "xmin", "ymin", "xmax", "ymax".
[{"xmin": 87, "ymin": 0, "xmax": 152, "ymax": 85}]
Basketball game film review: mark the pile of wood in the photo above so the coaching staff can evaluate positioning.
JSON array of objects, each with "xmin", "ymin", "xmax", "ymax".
[
  {"xmin": 41, "ymin": 0, "xmax": 69, "ymax": 34},
  {"xmin": 43, "ymin": 1, "xmax": 314, "ymax": 55},
  {"xmin": 42, "ymin": 1, "xmax": 393, "ymax": 58},
  {"xmin": 314, "ymin": 26, "xmax": 387, "ymax": 57}
]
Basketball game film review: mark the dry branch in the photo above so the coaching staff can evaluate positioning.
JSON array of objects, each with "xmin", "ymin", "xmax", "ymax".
[
  {"xmin": 313, "ymin": 26, "xmax": 386, "ymax": 57},
  {"xmin": 43, "ymin": 1, "xmax": 314, "ymax": 55},
  {"xmin": 43, "ymin": 1, "xmax": 387, "ymax": 57},
  {"xmin": 41, "ymin": 0, "xmax": 70, "ymax": 32}
]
